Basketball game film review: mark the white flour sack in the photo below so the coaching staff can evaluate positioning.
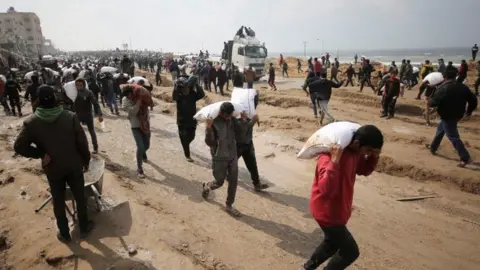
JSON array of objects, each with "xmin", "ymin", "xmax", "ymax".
[
  {"xmin": 194, "ymin": 101, "xmax": 243, "ymax": 121},
  {"xmin": 297, "ymin": 121, "xmax": 361, "ymax": 159},
  {"xmin": 231, "ymin": 87, "xmax": 257, "ymax": 118},
  {"xmin": 128, "ymin": 76, "xmax": 151, "ymax": 86},
  {"xmin": 64, "ymin": 80, "xmax": 89, "ymax": 102},
  {"xmin": 423, "ymin": 72, "xmax": 443, "ymax": 86}
]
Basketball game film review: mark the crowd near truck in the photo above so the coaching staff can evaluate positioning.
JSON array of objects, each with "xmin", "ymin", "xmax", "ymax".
[{"xmin": 222, "ymin": 26, "xmax": 268, "ymax": 80}]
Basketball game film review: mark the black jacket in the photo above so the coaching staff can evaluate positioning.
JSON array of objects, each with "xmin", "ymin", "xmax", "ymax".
[
  {"xmin": 4, "ymin": 79, "xmax": 21, "ymax": 97},
  {"xmin": 217, "ymin": 69, "xmax": 228, "ymax": 84},
  {"xmin": 384, "ymin": 78, "xmax": 401, "ymax": 98},
  {"xmin": 74, "ymin": 89, "xmax": 102, "ymax": 116},
  {"xmin": 172, "ymin": 83, "xmax": 205, "ymax": 126},
  {"xmin": 428, "ymin": 80, "xmax": 477, "ymax": 121},
  {"xmin": 14, "ymin": 110, "xmax": 90, "ymax": 179},
  {"xmin": 25, "ymin": 83, "xmax": 40, "ymax": 102},
  {"xmin": 304, "ymin": 77, "xmax": 342, "ymax": 100}
]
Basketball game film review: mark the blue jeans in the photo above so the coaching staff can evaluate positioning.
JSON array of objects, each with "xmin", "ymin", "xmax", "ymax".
[
  {"xmin": 430, "ymin": 119, "xmax": 470, "ymax": 162},
  {"xmin": 132, "ymin": 128, "xmax": 151, "ymax": 172},
  {"xmin": 247, "ymin": 82, "xmax": 253, "ymax": 89},
  {"xmin": 105, "ymin": 91, "xmax": 118, "ymax": 111}
]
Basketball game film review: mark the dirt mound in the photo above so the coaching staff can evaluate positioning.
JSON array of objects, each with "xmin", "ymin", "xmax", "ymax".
[
  {"xmin": 376, "ymin": 156, "xmax": 480, "ymax": 194},
  {"xmin": 259, "ymin": 95, "xmax": 310, "ymax": 108},
  {"xmin": 107, "ymin": 258, "xmax": 156, "ymax": 270}
]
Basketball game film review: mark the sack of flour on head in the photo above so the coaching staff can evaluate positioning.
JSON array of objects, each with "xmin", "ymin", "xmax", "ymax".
[
  {"xmin": 231, "ymin": 87, "xmax": 257, "ymax": 118},
  {"xmin": 193, "ymin": 101, "xmax": 243, "ymax": 121},
  {"xmin": 297, "ymin": 121, "xmax": 361, "ymax": 159}
]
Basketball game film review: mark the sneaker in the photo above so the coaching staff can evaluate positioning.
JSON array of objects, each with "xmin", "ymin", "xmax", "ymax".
[
  {"xmin": 80, "ymin": 221, "xmax": 95, "ymax": 239},
  {"xmin": 186, "ymin": 157, "xmax": 194, "ymax": 163},
  {"xmin": 142, "ymin": 154, "xmax": 148, "ymax": 162},
  {"xmin": 201, "ymin": 183, "xmax": 210, "ymax": 199},
  {"xmin": 254, "ymin": 183, "xmax": 269, "ymax": 192},
  {"xmin": 138, "ymin": 171, "xmax": 146, "ymax": 179},
  {"xmin": 57, "ymin": 231, "xmax": 72, "ymax": 244}
]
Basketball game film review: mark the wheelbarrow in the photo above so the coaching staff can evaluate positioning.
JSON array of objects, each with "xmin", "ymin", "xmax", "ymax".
[{"xmin": 35, "ymin": 157, "xmax": 105, "ymax": 222}]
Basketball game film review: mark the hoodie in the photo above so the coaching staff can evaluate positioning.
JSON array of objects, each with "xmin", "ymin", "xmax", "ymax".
[{"xmin": 14, "ymin": 110, "xmax": 90, "ymax": 179}]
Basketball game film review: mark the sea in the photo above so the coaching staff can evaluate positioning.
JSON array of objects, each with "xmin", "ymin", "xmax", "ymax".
[{"xmin": 278, "ymin": 47, "xmax": 473, "ymax": 66}]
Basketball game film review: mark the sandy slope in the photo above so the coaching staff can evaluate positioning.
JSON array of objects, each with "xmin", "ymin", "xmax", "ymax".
[{"xmin": 1, "ymin": 71, "xmax": 480, "ymax": 270}]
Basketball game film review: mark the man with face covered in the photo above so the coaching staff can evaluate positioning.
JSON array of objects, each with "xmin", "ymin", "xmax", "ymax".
[{"xmin": 172, "ymin": 76, "xmax": 205, "ymax": 162}]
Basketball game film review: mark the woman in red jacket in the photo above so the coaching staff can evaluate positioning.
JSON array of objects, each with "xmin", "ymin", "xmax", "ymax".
[{"xmin": 303, "ymin": 125, "xmax": 383, "ymax": 270}]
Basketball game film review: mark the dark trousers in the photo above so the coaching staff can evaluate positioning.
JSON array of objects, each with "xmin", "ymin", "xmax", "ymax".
[
  {"xmin": 330, "ymin": 74, "xmax": 338, "ymax": 83},
  {"xmin": 430, "ymin": 119, "xmax": 471, "ymax": 162},
  {"xmin": 304, "ymin": 225, "xmax": 359, "ymax": 270},
  {"xmin": 237, "ymin": 143, "xmax": 260, "ymax": 185},
  {"xmin": 360, "ymin": 76, "xmax": 375, "ymax": 91},
  {"xmin": 310, "ymin": 93, "xmax": 321, "ymax": 117},
  {"xmin": 282, "ymin": 69, "xmax": 289, "ymax": 78},
  {"xmin": 208, "ymin": 157, "xmax": 238, "ymax": 206},
  {"xmin": 132, "ymin": 128, "xmax": 151, "ymax": 172},
  {"xmin": 8, "ymin": 95, "xmax": 21, "ymax": 115},
  {"xmin": 178, "ymin": 125, "xmax": 196, "ymax": 158},
  {"xmin": 298, "ymin": 67, "xmax": 303, "ymax": 73},
  {"xmin": 382, "ymin": 96, "xmax": 397, "ymax": 117},
  {"xmin": 457, "ymin": 75, "xmax": 466, "ymax": 84},
  {"xmin": 48, "ymin": 170, "xmax": 89, "ymax": 235},
  {"xmin": 345, "ymin": 77, "xmax": 354, "ymax": 87},
  {"xmin": 209, "ymin": 79, "xmax": 217, "ymax": 92},
  {"xmin": 247, "ymin": 82, "xmax": 254, "ymax": 89},
  {"xmin": 78, "ymin": 114, "xmax": 98, "ymax": 150},
  {"xmin": 203, "ymin": 78, "xmax": 210, "ymax": 91},
  {"xmin": 475, "ymin": 76, "xmax": 480, "ymax": 95},
  {"xmin": 93, "ymin": 91, "xmax": 106, "ymax": 107},
  {"xmin": 156, "ymin": 75, "xmax": 162, "ymax": 86},
  {"xmin": 473, "ymin": 52, "xmax": 477, "ymax": 61},
  {"xmin": 218, "ymin": 82, "xmax": 225, "ymax": 96},
  {"xmin": 0, "ymin": 92, "xmax": 10, "ymax": 112}
]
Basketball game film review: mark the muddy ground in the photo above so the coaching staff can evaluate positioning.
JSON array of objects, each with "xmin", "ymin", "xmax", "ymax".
[{"xmin": 0, "ymin": 70, "xmax": 479, "ymax": 270}]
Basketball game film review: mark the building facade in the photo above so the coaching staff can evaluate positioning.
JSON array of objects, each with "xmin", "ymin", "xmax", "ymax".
[{"xmin": 0, "ymin": 7, "xmax": 45, "ymax": 55}]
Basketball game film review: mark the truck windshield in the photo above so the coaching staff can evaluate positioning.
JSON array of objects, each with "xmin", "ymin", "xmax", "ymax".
[{"xmin": 244, "ymin": 46, "xmax": 267, "ymax": 58}]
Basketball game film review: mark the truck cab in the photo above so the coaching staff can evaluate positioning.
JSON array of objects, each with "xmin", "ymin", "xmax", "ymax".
[{"xmin": 223, "ymin": 30, "xmax": 268, "ymax": 80}]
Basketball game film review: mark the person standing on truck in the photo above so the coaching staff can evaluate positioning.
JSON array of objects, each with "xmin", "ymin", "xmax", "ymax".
[
  {"xmin": 268, "ymin": 63, "xmax": 277, "ymax": 91},
  {"xmin": 302, "ymin": 125, "xmax": 383, "ymax": 270}
]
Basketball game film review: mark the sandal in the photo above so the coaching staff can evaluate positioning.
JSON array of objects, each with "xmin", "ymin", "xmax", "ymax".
[
  {"xmin": 225, "ymin": 205, "xmax": 242, "ymax": 217},
  {"xmin": 201, "ymin": 183, "xmax": 210, "ymax": 200}
]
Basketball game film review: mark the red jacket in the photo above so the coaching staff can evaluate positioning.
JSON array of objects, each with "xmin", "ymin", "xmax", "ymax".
[{"xmin": 310, "ymin": 151, "xmax": 378, "ymax": 226}]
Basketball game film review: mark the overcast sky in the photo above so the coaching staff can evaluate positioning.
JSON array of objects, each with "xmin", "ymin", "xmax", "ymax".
[{"xmin": 2, "ymin": 0, "xmax": 479, "ymax": 53}]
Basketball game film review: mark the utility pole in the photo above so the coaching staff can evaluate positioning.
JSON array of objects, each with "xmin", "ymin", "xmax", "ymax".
[{"xmin": 303, "ymin": 41, "xmax": 308, "ymax": 60}]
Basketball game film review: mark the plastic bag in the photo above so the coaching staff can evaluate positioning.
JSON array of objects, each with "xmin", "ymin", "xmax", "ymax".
[
  {"xmin": 231, "ymin": 87, "xmax": 257, "ymax": 118},
  {"xmin": 297, "ymin": 121, "xmax": 361, "ymax": 159},
  {"xmin": 193, "ymin": 101, "xmax": 243, "ymax": 121}
]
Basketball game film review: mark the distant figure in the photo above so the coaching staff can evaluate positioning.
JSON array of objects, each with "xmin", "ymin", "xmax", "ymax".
[
  {"xmin": 268, "ymin": 63, "xmax": 277, "ymax": 91},
  {"xmin": 279, "ymin": 54, "xmax": 284, "ymax": 66},
  {"xmin": 205, "ymin": 50, "xmax": 210, "ymax": 59},
  {"xmin": 334, "ymin": 58, "xmax": 340, "ymax": 69},
  {"xmin": 247, "ymin": 27, "xmax": 255, "ymax": 37},
  {"xmin": 345, "ymin": 64, "xmax": 355, "ymax": 87},
  {"xmin": 475, "ymin": 61, "xmax": 480, "ymax": 96},
  {"xmin": 437, "ymin": 58, "xmax": 446, "ymax": 74},
  {"xmin": 388, "ymin": 61, "xmax": 397, "ymax": 73},
  {"xmin": 472, "ymin": 44, "xmax": 478, "ymax": 61},
  {"xmin": 282, "ymin": 61, "xmax": 289, "ymax": 78},
  {"xmin": 354, "ymin": 54, "xmax": 358, "ymax": 64},
  {"xmin": 330, "ymin": 63, "xmax": 339, "ymax": 83},
  {"xmin": 236, "ymin": 26, "xmax": 245, "ymax": 38},
  {"xmin": 457, "ymin": 59, "xmax": 468, "ymax": 84},
  {"xmin": 297, "ymin": 58, "xmax": 303, "ymax": 73},
  {"xmin": 313, "ymin": 57, "xmax": 322, "ymax": 77},
  {"xmin": 399, "ymin": 59, "xmax": 407, "ymax": 81}
]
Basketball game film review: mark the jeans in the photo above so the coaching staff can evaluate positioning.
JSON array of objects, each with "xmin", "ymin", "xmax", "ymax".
[
  {"xmin": 178, "ymin": 124, "xmax": 196, "ymax": 158},
  {"xmin": 48, "ymin": 170, "xmax": 89, "ymax": 236},
  {"xmin": 237, "ymin": 143, "xmax": 260, "ymax": 185},
  {"xmin": 78, "ymin": 114, "xmax": 98, "ymax": 150},
  {"xmin": 304, "ymin": 225, "xmax": 360, "ymax": 270},
  {"xmin": 310, "ymin": 94, "xmax": 321, "ymax": 117},
  {"xmin": 318, "ymin": 100, "xmax": 335, "ymax": 122},
  {"xmin": 247, "ymin": 82, "xmax": 254, "ymax": 89},
  {"xmin": 430, "ymin": 119, "xmax": 471, "ymax": 162},
  {"xmin": 132, "ymin": 128, "xmax": 151, "ymax": 172},
  {"xmin": 105, "ymin": 91, "xmax": 118, "ymax": 112},
  {"xmin": 8, "ymin": 95, "xmax": 21, "ymax": 115}
]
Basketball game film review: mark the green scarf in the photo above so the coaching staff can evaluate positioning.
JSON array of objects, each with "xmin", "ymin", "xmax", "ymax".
[{"xmin": 35, "ymin": 106, "xmax": 64, "ymax": 123}]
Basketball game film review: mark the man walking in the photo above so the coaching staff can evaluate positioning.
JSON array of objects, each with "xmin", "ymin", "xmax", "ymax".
[
  {"xmin": 359, "ymin": 60, "xmax": 375, "ymax": 92},
  {"xmin": 14, "ymin": 85, "xmax": 94, "ymax": 243},
  {"xmin": 380, "ymin": 70, "xmax": 401, "ymax": 119},
  {"xmin": 4, "ymin": 74, "xmax": 22, "ymax": 117},
  {"xmin": 472, "ymin": 44, "xmax": 478, "ymax": 61},
  {"xmin": 268, "ymin": 63, "xmax": 277, "ymax": 91},
  {"xmin": 202, "ymin": 102, "xmax": 241, "ymax": 217},
  {"xmin": 73, "ymin": 78, "xmax": 103, "ymax": 154},
  {"xmin": 244, "ymin": 67, "xmax": 255, "ymax": 89},
  {"xmin": 172, "ymin": 76, "xmax": 205, "ymax": 162},
  {"xmin": 427, "ymin": 67, "xmax": 478, "ymax": 168}
]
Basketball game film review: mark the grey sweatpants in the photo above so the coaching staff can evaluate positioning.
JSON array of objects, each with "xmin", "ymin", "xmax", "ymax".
[{"xmin": 207, "ymin": 157, "xmax": 239, "ymax": 206}]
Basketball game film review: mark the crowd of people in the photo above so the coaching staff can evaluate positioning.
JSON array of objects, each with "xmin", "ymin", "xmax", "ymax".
[{"xmin": 1, "ymin": 45, "xmax": 479, "ymax": 269}]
